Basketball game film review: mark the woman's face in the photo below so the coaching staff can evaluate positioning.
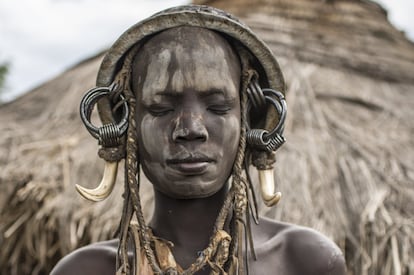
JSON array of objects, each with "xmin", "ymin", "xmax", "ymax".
[{"xmin": 133, "ymin": 27, "xmax": 241, "ymax": 199}]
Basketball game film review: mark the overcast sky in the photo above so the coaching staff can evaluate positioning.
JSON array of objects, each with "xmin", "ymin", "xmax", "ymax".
[{"xmin": 0, "ymin": 0, "xmax": 413, "ymax": 102}]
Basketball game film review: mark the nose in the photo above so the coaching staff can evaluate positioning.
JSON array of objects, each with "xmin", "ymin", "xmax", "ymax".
[{"xmin": 172, "ymin": 112, "xmax": 208, "ymax": 142}]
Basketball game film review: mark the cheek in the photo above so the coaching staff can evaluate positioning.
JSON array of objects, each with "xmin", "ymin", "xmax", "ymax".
[
  {"xmin": 224, "ymin": 116, "xmax": 241, "ymax": 152},
  {"xmin": 139, "ymin": 115, "xmax": 168, "ymax": 160},
  {"xmin": 212, "ymin": 115, "xmax": 240, "ymax": 155}
]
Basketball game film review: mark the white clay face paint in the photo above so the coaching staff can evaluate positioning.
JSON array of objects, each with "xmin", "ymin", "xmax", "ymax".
[
  {"xmin": 170, "ymin": 42, "xmax": 238, "ymax": 96},
  {"xmin": 141, "ymin": 48, "xmax": 171, "ymax": 104},
  {"xmin": 140, "ymin": 28, "xmax": 240, "ymax": 103},
  {"xmin": 222, "ymin": 115, "xmax": 240, "ymax": 157}
]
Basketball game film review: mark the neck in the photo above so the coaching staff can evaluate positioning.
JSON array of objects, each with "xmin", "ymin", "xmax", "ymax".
[{"xmin": 149, "ymin": 184, "xmax": 229, "ymax": 268}]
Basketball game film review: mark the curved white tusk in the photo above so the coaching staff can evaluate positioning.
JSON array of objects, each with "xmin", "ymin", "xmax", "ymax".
[
  {"xmin": 75, "ymin": 161, "xmax": 118, "ymax": 202},
  {"xmin": 258, "ymin": 169, "xmax": 282, "ymax": 207}
]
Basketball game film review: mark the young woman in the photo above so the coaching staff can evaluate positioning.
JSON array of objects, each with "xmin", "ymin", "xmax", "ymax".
[{"xmin": 52, "ymin": 5, "xmax": 345, "ymax": 275}]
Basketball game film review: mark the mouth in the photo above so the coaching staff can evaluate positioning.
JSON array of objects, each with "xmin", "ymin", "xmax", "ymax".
[{"xmin": 167, "ymin": 153, "xmax": 214, "ymax": 175}]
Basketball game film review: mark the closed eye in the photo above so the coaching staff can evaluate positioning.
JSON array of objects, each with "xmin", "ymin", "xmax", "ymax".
[
  {"xmin": 148, "ymin": 105, "xmax": 174, "ymax": 116},
  {"xmin": 207, "ymin": 104, "xmax": 232, "ymax": 115}
]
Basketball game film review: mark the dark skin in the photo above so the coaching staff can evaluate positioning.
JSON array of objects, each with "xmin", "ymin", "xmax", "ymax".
[{"xmin": 51, "ymin": 27, "xmax": 346, "ymax": 275}]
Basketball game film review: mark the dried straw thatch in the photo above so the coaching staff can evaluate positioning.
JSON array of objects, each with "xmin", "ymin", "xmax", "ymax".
[{"xmin": 1, "ymin": 0, "xmax": 413, "ymax": 274}]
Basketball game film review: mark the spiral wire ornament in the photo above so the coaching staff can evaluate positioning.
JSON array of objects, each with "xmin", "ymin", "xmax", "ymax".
[
  {"xmin": 80, "ymin": 86, "xmax": 129, "ymax": 146},
  {"xmin": 246, "ymin": 86, "xmax": 287, "ymax": 152},
  {"xmin": 246, "ymin": 79, "xmax": 266, "ymax": 109},
  {"xmin": 98, "ymin": 123, "xmax": 121, "ymax": 147}
]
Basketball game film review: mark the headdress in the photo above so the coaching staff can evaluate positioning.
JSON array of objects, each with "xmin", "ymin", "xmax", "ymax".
[{"xmin": 78, "ymin": 5, "xmax": 286, "ymax": 274}]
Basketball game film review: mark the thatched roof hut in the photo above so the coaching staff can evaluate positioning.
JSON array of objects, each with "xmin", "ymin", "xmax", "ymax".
[{"xmin": 1, "ymin": 0, "xmax": 413, "ymax": 274}]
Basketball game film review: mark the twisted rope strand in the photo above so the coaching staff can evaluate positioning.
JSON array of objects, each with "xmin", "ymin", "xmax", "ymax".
[
  {"xmin": 113, "ymin": 44, "xmax": 162, "ymax": 274},
  {"xmin": 117, "ymin": 188, "xmax": 133, "ymax": 274},
  {"xmin": 125, "ymin": 94, "xmax": 162, "ymax": 275}
]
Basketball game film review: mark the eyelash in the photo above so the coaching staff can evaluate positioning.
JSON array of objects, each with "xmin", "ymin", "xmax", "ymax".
[
  {"xmin": 207, "ymin": 105, "xmax": 232, "ymax": 115},
  {"xmin": 147, "ymin": 104, "xmax": 232, "ymax": 116},
  {"xmin": 148, "ymin": 105, "xmax": 174, "ymax": 116}
]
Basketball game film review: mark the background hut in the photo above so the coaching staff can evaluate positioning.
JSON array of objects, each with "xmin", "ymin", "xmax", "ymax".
[{"xmin": 0, "ymin": 0, "xmax": 413, "ymax": 274}]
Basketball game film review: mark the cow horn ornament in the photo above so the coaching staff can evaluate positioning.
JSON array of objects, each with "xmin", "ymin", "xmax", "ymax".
[
  {"xmin": 259, "ymin": 169, "xmax": 282, "ymax": 206},
  {"xmin": 76, "ymin": 5, "xmax": 287, "ymax": 206},
  {"xmin": 75, "ymin": 161, "xmax": 119, "ymax": 202}
]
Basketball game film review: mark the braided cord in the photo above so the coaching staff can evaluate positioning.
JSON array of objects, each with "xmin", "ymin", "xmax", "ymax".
[
  {"xmin": 110, "ymin": 43, "xmax": 162, "ymax": 274},
  {"xmin": 116, "ymin": 182, "xmax": 133, "ymax": 274},
  {"xmin": 125, "ymin": 96, "xmax": 162, "ymax": 274},
  {"xmin": 124, "ymin": 46, "xmax": 163, "ymax": 274},
  {"xmin": 229, "ymin": 67, "xmax": 250, "ymax": 275}
]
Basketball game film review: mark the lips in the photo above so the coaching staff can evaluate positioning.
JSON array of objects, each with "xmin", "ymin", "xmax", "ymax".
[{"xmin": 167, "ymin": 153, "xmax": 214, "ymax": 175}]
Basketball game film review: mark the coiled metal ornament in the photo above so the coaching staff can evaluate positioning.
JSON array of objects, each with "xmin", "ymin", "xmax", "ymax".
[
  {"xmin": 246, "ymin": 86, "xmax": 287, "ymax": 152},
  {"xmin": 80, "ymin": 85, "xmax": 129, "ymax": 147}
]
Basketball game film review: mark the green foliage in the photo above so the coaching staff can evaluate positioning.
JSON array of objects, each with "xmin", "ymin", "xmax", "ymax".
[
  {"xmin": 0, "ymin": 62, "xmax": 8, "ymax": 98},
  {"xmin": 0, "ymin": 63, "xmax": 8, "ymax": 86}
]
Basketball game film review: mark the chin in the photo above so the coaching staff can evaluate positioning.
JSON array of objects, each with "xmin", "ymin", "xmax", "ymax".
[{"xmin": 159, "ymin": 182, "xmax": 224, "ymax": 200}]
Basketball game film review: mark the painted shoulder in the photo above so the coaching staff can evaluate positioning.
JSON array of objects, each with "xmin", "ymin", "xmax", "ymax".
[
  {"xmin": 253, "ymin": 217, "xmax": 346, "ymax": 275},
  {"xmin": 50, "ymin": 240, "xmax": 118, "ymax": 275}
]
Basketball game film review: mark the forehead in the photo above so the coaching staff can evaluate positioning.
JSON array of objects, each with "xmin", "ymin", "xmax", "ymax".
[{"xmin": 132, "ymin": 27, "xmax": 241, "ymax": 104}]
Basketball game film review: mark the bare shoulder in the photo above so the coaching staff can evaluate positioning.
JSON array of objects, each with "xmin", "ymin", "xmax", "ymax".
[
  {"xmin": 50, "ymin": 239, "xmax": 118, "ymax": 275},
  {"xmin": 250, "ymin": 217, "xmax": 346, "ymax": 275}
]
